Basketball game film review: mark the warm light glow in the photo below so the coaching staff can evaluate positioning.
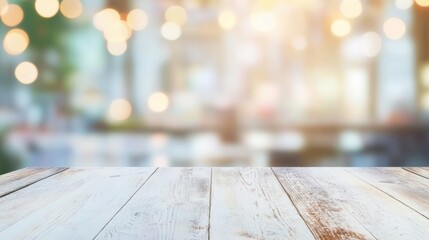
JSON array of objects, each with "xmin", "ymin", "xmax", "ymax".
[
  {"xmin": 331, "ymin": 19, "xmax": 351, "ymax": 37},
  {"xmin": 127, "ymin": 9, "xmax": 148, "ymax": 31},
  {"xmin": 93, "ymin": 8, "xmax": 120, "ymax": 32},
  {"xmin": 15, "ymin": 61, "xmax": 38, "ymax": 84},
  {"xmin": 420, "ymin": 63, "xmax": 429, "ymax": 88},
  {"xmin": 1, "ymin": 4, "xmax": 23, "ymax": 27},
  {"xmin": 165, "ymin": 5, "xmax": 187, "ymax": 26},
  {"xmin": 340, "ymin": 0, "xmax": 362, "ymax": 19},
  {"xmin": 422, "ymin": 93, "xmax": 429, "ymax": 110},
  {"xmin": 0, "ymin": 0, "xmax": 8, "ymax": 16},
  {"xmin": 383, "ymin": 18, "xmax": 406, "ymax": 40},
  {"xmin": 291, "ymin": 35, "xmax": 307, "ymax": 51},
  {"xmin": 103, "ymin": 20, "xmax": 132, "ymax": 42},
  {"xmin": 107, "ymin": 99, "xmax": 132, "ymax": 122},
  {"xmin": 161, "ymin": 22, "xmax": 181, "ymax": 41},
  {"xmin": 60, "ymin": 0, "xmax": 82, "ymax": 19},
  {"xmin": 107, "ymin": 41, "xmax": 127, "ymax": 56},
  {"xmin": 3, "ymin": 28, "xmax": 29, "ymax": 55},
  {"xmin": 35, "ymin": 0, "xmax": 60, "ymax": 18},
  {"xmin": 361, "ymin": 32, "xmax": 382, "ymax": 58},
  {"xmin": 250, "ymin": 12, "xmax": 278, "ymax": 32},
  {"xmin": 148, "ymin": 92, "xmax": 169, "ymax": 113},
  {"xmin": 416, "ymin": 0, "xmax": 429, "ymax": 7},
  {"xmin": 218, "ymin": 10, "xmax": 236, "ymax": 30},
  {"xmin": 395, "ymin": 0, "xmax": 413, "ymax": 9}
]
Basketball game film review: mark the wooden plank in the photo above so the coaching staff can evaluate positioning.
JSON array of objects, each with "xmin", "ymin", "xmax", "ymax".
[
  {"xmin": 0, "ymin": 167, "xmax": 67, "ymax": 197},
  {"xmin": 307, "ymin": 168, "xmax": 429, "ymax": 240},
  {"xmin": 346, "ymin": 168, "xmax": 429, "ymax": 218},
  {"xmin": 210, "ymin": 168, "xmax": 315, "ymax": 240},
  {"xmin": 273, "ymin": 168, "xmax": 376, "ymax": 240},
  {"xmin": 0, "ymin": 167, "xmax": 156, "ymax": 239},
  {"xmin": 95, "ymin": 167, "xmax": 211, "ymax": 240},
  {"xmin": 403, "ymin": 167, "xmax": 429, "ymax": 179}
]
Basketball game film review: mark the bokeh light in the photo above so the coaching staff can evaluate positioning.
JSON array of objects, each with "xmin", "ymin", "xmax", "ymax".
[
  {"xmin": 165, "ymin": 5, "xmax": 187, "ymax": 26},
  {"xmin": 60, "ymin": 0, "xmax": 82, "ymax": 19},
  {"xmin": 161, "ymin": 22, "xmax": 181, "ymax": 41},
  {"xmin": 107, "ymin": 99, "xmax": 132, "ymax": 122},
  {"xmin": 383, "ymin": 18, "xmax": 406, "ymax": 40},
  {"xmin": 103, "ymin": 20, "xmax": 132, "ymax": 42},
  {"xmin": 93, "ymin": 8, "xmax": 120, "ymax": 32},
  {"xmin": 148, "ymin": 92, "xmax": 169, "ymax": 113},
  {"xmin": 3, "ymin": 28, "xmax": 29, "ymax": 55},
  {"xmin": 107, "ymin": 41, "xmax": 127, "ymax": 56},
  {"xmin": 218, "ymin": 10, "xmax": 236, "ymax": 30},
  {"xmin": 15, "ymin": 61, "xmax": 38, "ymax": 85},
  {"xmin": 35, "ymin": 0, "xmax": 60, "ymax": 18},
  {"xmin": 340, "ymin": 0, "xmax": 362, "ymax": 19},
  {"xmin": 395, "ymin": 0, "xmax": 413, "ymax": 9},
  {"xmin": 415, "ymin": 0, "xmax": 429, "ymax": 7},
  {"xmin": 250, "ymin": 12, "xmax": 278, "ymax": 33},
  {"xmin": 0, "ymin": 0, "xmax": 8, "ymax": 15},
  {"xmin": 1, "ymin": 4, "xmax": 23, "ymax": 27},
  {"xmin": 361, "ymin": 32, "xmax": 382, "ymax": 58},
  {"xmin": 331, "ymin": 19, "xmax": 351, "ymax": 37},
  {"xmin": 127, "ymin": 9, "xmax": 148, "ymax": 31}
]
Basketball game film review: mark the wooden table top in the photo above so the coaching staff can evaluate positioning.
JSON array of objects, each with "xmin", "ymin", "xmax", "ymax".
[{"xmin": 0, "ymin": 167, "xmax": 428, "ymax": 239}]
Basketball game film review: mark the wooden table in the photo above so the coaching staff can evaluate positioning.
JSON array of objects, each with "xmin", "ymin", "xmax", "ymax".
[{"xmin": 0, "ymin": 167, "xmax": 428, "ymax": 239}]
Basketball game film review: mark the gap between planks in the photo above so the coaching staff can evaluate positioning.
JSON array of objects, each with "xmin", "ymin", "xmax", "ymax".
[
  {"xmin": 92, "ymin": 167, "xmax": 159, "ymax": 240},
  {"xmin": 0, "ymin": 168, "xmax": 68, "ymax": 198}
]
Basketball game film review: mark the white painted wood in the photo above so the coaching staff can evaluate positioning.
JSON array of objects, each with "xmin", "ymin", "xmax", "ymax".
[
  {"xmin": 346, "ymin": 168, "xmax": 429, "ymax": 218},
  {"xmin": 273, "ymin": 168, "xmax": 376, "ymax": 240},
  {"xmin": 307, "ymin": 167, "xmax": 429, "ymax": 240},
  {"xmin": 403, "ymin": 167, "xmax": 429, "ymax": 179},
  {"xmin": 0, "ymin": 167, "xmax": 156, "ymax": 239},
  {"xmin": 95, "ymin": 167, "xmax": 211, "ymax": 240},
  {"xmin": 0, "ymin": 168, "xmax": 66, "ymax": 197},
  {"xmin": 210, "ymin": 168, "xmax": 315, "ymax": 240}
]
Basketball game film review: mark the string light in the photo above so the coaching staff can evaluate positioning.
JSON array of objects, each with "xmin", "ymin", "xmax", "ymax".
[
  {"xmin": 148, "ymin": 92, "xmax": 169, "ymax": 113},
  {"xmin": 3, "ymin": 28, "xmax": 29, "ymax": 55},
  {"xmin": 0, "ymin": 0, "xmax": 8, "ymax": 16},
  {"xmin": 383, "ymin": 18, "xmax": 406, "ymax": 40},
  {"xmin": 165, "ymin": 5, "xmax": 187, "ymax": 26},
  {"xmin": 35, "ymin": 0, "xmax": 60, "ymax": 18},
  {"xmin": 161, "ymin": 22, "xmax": 181, "ymax": 41},
  {"xmin": 1, "ymin": 4, "xmax": 23, "ymax": 27},
  {"xmin": 93, "ymin": 8, "xmax": 120, "ymax": 32},
  {"xmin": 60, "ymin": 0, "xmax": 82, "ymax": 19},
  {"xmin": 340, "ymin": 0, "xmax": 362, "ymax": 19},
  {"xmin": 107, "ymin": 41, "xmax": 127, "ymax": 56},
  {"xmin": 127, "ymin": 9, "xmax": 148, "ymax": 31},
  {"xmin": 331, "ymin": 19, "xmax": 351, "ymax": 37},
  {"xmin": 107, "ymin": 99, "xmax": 132, "ymax": 122},
  {"xmin": 15, "ymin": 61, "xmax": 38, "ymax": 84},
  {"xmin": 361, "ymin": 32, "xmax": 382, "ymax": 58},
  {"xmin": 218, "ymin": 10, "xmax": 236, "ymax": 30}
]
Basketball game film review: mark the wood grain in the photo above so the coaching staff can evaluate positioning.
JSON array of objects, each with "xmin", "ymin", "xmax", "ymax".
[
  {"xmin": 0, "ymin": 167, "xmax": 66, "ymax": 197},
  {"xmin": 210, "ymin": 168, "xmax": 315, "ymax": 240},
  {"xmin": 95, "ymin": 167, "xmax": 211, "ymax": 240},
  {"xmin": 346, "ymin": 168, "xmax": 429, "ymax": 219},
  {"xmin": 273, "ymin": 168, "xmax": 376, "ymax": 240},
  {"xmin": 403, "ymin": 167, "xmax": 429, "ymax": 179},
  {"xmin": 0, "ymin": 168, "xmax": 156, "ymax": 239},
  {"xmin": 307, "ymin": 168, "xmax": 429, "ymax": 240}
]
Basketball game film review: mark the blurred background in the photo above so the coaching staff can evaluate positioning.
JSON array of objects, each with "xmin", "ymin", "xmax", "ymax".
[{"xmin": 1, "ymin": 0, "xmax": 429, "ymax": 173}]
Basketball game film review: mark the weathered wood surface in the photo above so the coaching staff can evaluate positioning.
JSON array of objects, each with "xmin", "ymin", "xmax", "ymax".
[
  {"xmin": 0, "ymin": 167, "xmax": 66, "ymax": 197},
  {"xmin": 346, "ymin": 168, "xmax": 429, "ymax": 219},
  {"xmin": 0, "ymin": 167, "xmax": 428, "ymax": 240},
  {"xmin": 95, "ymin": 168, "xmax": 211, "ymax": 240},
  {"xmin": 210, "ymin": 168, "xmax": 314, "ymax": 240}
]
